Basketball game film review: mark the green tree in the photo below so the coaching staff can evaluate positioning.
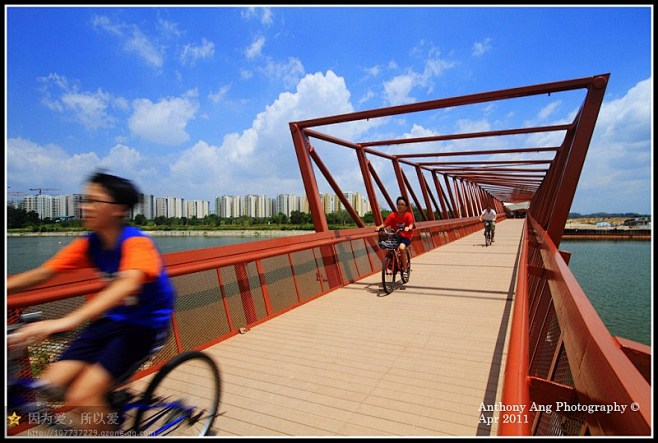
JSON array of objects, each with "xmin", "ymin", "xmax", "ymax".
[
  {"xmin": 290, "ymin": 210, "xmax": 310, "ymax": 225},
  {"xmin": 271, "ymin": 212, "xmax": 287, "ymax": 224},
  {"xmin": 7, "ymin": 206, "xmax": 40, "ymax": 229},
  {"xmin": 362, "ymin": 211, "xmax": 374, "ymax": 224},
  {"xmin": 134, "ymin": 214, "xmax": 147, "ymax": 226},
  {"xmin": 205, "ymin": 214, "xmax": 220, "ymax": 226},
  {"xmin": 326, "ymin": 210, "xmax": 352, "ymax": 226}
]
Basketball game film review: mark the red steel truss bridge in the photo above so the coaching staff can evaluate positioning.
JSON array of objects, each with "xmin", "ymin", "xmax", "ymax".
[{"xmin": 8, "ymin": 73, "xmax": 650, "ymax": 437}]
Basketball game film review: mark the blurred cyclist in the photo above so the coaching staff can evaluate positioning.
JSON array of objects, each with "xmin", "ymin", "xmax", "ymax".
[{"xmin": 8, "ymin": 171, "xmax": 175, "ymax": 432}]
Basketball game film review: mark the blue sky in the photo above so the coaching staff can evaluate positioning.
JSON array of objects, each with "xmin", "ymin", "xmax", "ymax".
[{"xmin": 5, "ymin": 5, "xmax": 652, "ymax": 215}]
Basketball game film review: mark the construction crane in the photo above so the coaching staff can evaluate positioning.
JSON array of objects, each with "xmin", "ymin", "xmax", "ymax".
[
  {"xmin": 7, "ymin": 189, "xmax": 29, "ymax": 206},
  {"xmin": 29, "ymin": 187, "xmax": 60, "ymax": 196},
  {"xmin": 8, "ymin": 191, "xmax": 27, "ymax": 200}
]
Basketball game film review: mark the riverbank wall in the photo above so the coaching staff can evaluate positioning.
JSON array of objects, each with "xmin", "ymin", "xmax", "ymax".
[
  {"xmin": 562, "ymin": 228, "xmax": 651, "ymax": 240},
  {"xmin": 7, "ymin": 227, "xmax": 650, "ymax": 240},
  {"xmin": 6, "ymin": 230, "xmax": 312, "ymax": 238}
]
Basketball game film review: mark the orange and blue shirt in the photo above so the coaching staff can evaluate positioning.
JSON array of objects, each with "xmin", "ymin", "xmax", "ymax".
[{"xmin": 44, "ymin": 226, "xmax": 175, "ymax": 330}]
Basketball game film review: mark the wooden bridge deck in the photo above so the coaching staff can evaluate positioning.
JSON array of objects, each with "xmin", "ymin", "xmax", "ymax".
[
  {"xmin": 168, "ymin": 218, "xmax": 526, "ymax": 437},
  {"xmin": 137, "ymin": 218, "xmax": 526, "ymax": 437}
]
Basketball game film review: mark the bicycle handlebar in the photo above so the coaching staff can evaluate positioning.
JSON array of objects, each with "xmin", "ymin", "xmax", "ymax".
[
  {"xmin": 8, "ymin": 311, "xmax": 44, "ymax": 334},
  {"xmin": 376, "ymin": 227, "xmax": 404, "ymax": 233},
  {"xmin": 8, "ymin": 311, "xmax": 69, "ymax": 350}
]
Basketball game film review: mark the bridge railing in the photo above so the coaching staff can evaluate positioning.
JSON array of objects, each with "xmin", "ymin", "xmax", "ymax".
[
  {"xmin": 7, "ymin": 218, "xmax": 482, "ymax": 381},
  {"xmin": 499, "ymin": 215, "xmax": 651, "ymax": 436}
]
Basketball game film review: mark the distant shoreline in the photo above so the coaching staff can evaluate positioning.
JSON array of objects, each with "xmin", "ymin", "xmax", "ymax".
[
  {"xmin": 7, "ymin": 221, "xmax": 651, "ymax": 240},
  {"xmin": 562, "ymin": 231, "xmax": 650, "ymax": 240},
  {"xmin": 6, "ymin": 230, "xmax": 312, "ymax": 238}
]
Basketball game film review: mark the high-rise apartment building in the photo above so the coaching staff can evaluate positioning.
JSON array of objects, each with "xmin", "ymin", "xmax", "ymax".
[{"xmin": 13, "ymin": 190, "xmax": 371, "ymax": 221}]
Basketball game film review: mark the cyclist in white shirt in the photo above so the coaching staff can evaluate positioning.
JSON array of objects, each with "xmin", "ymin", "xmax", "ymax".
[{"xmin": 479, "ymin": 204, "xmax": 497, "ymax": 242}]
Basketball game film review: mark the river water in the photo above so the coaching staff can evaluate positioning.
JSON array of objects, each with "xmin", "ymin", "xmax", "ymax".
[
  {"xmin": 560, "ymin": 239, "xmax": 651, "ymax": 346},
  {"xmin": 6, "ymin": 235, "xmax": 651, "ymax": 345}
]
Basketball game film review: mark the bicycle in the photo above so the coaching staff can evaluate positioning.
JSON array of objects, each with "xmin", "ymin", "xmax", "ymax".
[
  {"xmin": 483, "ymin": 221, "xmax": 494, "ymax": 247},
  {"xmin": 7, "ymin": 311, "xmax": 222, "ymax": 437},
  {"xmin": 377, "ymin": 228, "xmax": 412, "ymax": 294}
]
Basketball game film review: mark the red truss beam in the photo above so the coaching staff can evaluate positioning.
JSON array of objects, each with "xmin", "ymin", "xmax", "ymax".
[{"xmin": 290, "ymin": 74, "xmax": 609, "ymax": 245}]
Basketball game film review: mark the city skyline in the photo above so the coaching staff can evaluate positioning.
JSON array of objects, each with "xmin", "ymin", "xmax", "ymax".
[
  {"xmin": 6, "ymin": 6, "xmax": 652, "ymax": 214},
  {"xmin": 11, "ymin": 190, "xmax": 374, "ymax": 220}
]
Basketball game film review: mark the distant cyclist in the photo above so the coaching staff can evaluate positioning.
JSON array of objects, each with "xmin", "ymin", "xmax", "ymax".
[
  {"xmin": 479, "ymin": 204, "xmax": 497, "ymax": 242},
  {"xmin": 375, "ymin": 196, "xmax": 415, "ymax": 279},
  {"xmin": 7, "ymin": 171, "xmax": 175, "ymax": 433}
]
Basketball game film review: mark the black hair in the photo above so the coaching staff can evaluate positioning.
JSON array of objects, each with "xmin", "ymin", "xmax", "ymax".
[
  {"xmin": 87, "ymin": 171, "xmax": 142, "ymax": 209},
  {"xmin": 396, "ymin": 196, "xmax": 409, "ymax": 207}
]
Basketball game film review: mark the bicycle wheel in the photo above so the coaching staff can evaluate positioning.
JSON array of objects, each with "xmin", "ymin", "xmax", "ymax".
[
  {"xmin": 401, "ymin": 249, "xmax": 411, "ymax": 283},
  {"xmin": 485, "ymin": 229, "xmax": 491, "ymax": 247},
  {"xmin": 133, "ymin": 351, "xmax": 221, "ymax": 436},
  {"xmin": 381, "ymin": 254, "xmax": 397, "ymax": 294}
]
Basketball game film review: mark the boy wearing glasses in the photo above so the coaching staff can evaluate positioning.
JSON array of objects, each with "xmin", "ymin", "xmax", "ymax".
[{"xmin": 8, "ymin": 171, "xmax": 175, "ymax": 432}]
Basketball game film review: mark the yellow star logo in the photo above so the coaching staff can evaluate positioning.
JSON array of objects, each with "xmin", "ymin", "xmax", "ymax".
[{"xmin": 7, "ymin": 411, "xmax": 22, "ymax": 427}]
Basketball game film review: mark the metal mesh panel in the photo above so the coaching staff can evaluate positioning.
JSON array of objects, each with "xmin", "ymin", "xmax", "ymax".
[
  {"xmin": 8, "ymin": 299, "xmax": 76, "ymax": 383},
  {"xmin": 244, "ymin": 261, "xmax": 267, "ymax": 319},
  {"xmin": 527, "ymin": 272, "xmax": 544, "ymax": 322},
  {"xmin": 290, "ymin": 249, "xmax": 324, "ymax": 301},
  {"xmin": 19, "ymin": 297, "xmax": 89, "ymax": 377},
  {"xmin": 543, "ymin": 310, "xmax": 562, "ymax": 375},
  {"xmin": 220, "ymin": 262, "xmax": 267, "ymax": 328},
  {"xmin": 351, "ymin": 238, "xmax": 373, "ymax": 277},
  {"xmin": 528, "ymin": 282, "xmax": 552, "ymax": 373},
  {"xmin": 170, "ymin": 269, "xmax": 229, "ymax": 352},
  {"xmin": 335, "ymin": 240, "xmax": 358, "ymax": 283},
  {"xmin": 363, "ymin": 236, "xmax": 381, "ymax": 273},
  {"xmin": 313, "ymin": 246, "xmax": 333, "ymax": 290},
  {"xmin": 552, "ymin": 343, "xmax": 574, "ymax": 386},
  {"xmin": 8, "ymin": 297, "xmax": 86, "ymax": 412},
  {"xmin": 220, "ymin": 265, "xmax": 247, "ymax": 328},
  {"xmin": 533, "ymin": 335, "xmax": 586, "ymax": 436},
  {"xmin": 556, "ymin": 410, "xmax": 587, "ymax": 436},
  {"xmin": 261, "ymin": 255, "xmax": 298, "ymax": 314},
  {"xmin": 373, "ymin": 234, "xmax": 388, "ymax": 260},
  {"xmin": 317, "ymin": 244, "xmax": 342, "ymax": 289},
  {"xmin": 431, "ymin": 229, "xmax": 446, "ymax": 248},
  {"xmin": 534, "ymin": 405, "xmax": 587, "ymax": 436},
  {"xmin": 529, "ymin": 295, "xmax": 558, "ymax": 378},
  {"xmin": 419, "ymin": 229, "xmax": 433, "ymax": 252},
  {"xmin": 429, "ymin": 229, "xmax": 438, "ymax": 247},
  {"xmin": 143, "ymin": 321, "xmax": 178, "ymax": 370}
]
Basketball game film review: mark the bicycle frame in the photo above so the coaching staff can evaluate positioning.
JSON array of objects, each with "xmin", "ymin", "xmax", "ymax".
[
  {"xmin": 8, "ymin": 356, "xmax": 216, "ymax": 437},
  {"xmin": 123, "ymin": 398, "xmax": 195, "ymax": 436},
  {"xmin": 378, "ymin": 229, "xmax": 411, "ymax": 294},
  {"xmin": 8, "ymin": 315, "xmax": 220, "ymax": 437},
  {"xmin": 484, "ymin": 221, "xmax": 494, "ymax": 246}
]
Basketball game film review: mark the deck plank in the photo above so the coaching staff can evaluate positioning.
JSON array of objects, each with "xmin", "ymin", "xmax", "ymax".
[
  {"xmin": 195, "ymin": 219, "xmax": 524, "ymax": 436},
  {"xmin": 13, "ymin": 219, "xmax": 523, "ymax": 437}
]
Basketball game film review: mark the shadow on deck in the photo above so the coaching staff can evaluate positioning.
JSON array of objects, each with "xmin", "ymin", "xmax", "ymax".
[{"xmin": 188, "ymin": 219, "xmax": 526, "ymax": 437}]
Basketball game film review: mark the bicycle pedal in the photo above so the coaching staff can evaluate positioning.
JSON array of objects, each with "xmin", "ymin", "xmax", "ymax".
[
  {"xmin": 189, "ymin": 409, "xmax": 206, "ymax": 423},
  {"xmin": 107, "ymin": 389, "xmax": 134, "ymax": 408}
]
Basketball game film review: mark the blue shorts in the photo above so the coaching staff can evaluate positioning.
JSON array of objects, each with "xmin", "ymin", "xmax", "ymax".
[
  {"xmin": 398, "ymin": 237, "xmax": 411, "ymax": 247},
  {"xmin": 57, "ymin": 318, "xmax": 166, "ymax": 381}
]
